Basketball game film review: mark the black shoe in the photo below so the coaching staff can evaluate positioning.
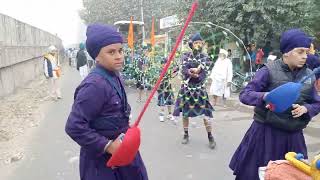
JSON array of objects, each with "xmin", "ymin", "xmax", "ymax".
[
  {"xmin": 181, "ymin": 135, "xmax": 189, "ymax": 144},
  {"xmin": 208, "ymin": 136, "xmax": 216, "ymax": 149}
]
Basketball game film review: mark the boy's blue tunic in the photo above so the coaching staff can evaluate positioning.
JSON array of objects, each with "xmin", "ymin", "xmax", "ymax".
[
  {"xmin": 229, "ymin": 66, "xmax": 320, "ymax": 180},
  {"xmin": 65, "ymin": 65, "xmax": 148, "ymax": 180}
]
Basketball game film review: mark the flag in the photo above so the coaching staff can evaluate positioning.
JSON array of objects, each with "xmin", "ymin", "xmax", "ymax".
[
  {"xmin": 150, "ymin": 16, "xmax": 155, "ymax": 47},
  {"xmin": 128, "ymin": 16, "xmax": 134, "ymax": 49}
]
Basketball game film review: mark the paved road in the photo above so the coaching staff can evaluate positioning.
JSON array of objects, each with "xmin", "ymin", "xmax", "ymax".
[{"xmin": 0, "ymin": 66, "xmax": 319, "ymax": 180}]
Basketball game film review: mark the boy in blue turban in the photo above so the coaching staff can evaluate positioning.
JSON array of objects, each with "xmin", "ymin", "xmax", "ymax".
[
  {"xmin": 65, "ymin": 24, "xmax": 148, "ymax": 180},
  {"xmin": 173, "ymin": 32, "xmax": 216, "ymax": 149},
  {"xmin": 229, "ymin": 29, "xmax": 320, "ymax": 179}
]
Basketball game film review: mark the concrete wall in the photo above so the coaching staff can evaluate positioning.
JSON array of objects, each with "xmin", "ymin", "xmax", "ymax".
[{"xmin": 0, "ymin": 13, "xmax": 63, "ymax": 97}]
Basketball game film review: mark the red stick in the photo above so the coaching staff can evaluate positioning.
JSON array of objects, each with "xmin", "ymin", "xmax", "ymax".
[{"xmin": 134, "ymin": 1, "xmax": 199, "ymax": 127}]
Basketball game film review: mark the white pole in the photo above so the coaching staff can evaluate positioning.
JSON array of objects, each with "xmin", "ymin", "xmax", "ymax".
[
  {"xmin": 190, "ymin": 21, "xmax": 253, "ymax": 79},
  {"xmin": 140, "ymin": 0, "xmax": 145, "ymax": 43},
  {"xmin": 165, "ymin": 32, "xmax": 168, "ymax": 56}
]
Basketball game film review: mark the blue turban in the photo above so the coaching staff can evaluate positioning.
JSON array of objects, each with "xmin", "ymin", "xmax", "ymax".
[
  {"xmin": 79, "ymin": 42, "xmax": 85, "ymax": 50},
  {"xmin": 280, "ymin": 29, "xmax": 312, "ymax": 54},
  {"xmin": 188, "ymin": 32, "xmax": 203, "ymax": 49},
  {"xmin": 85, "ymin": 23, "xmax": 123, "ymax": 59},
  {"xmin": 306, "ymin": 54, "xmax": 320, "ymax": 79},
  {"xmin": 191, "ymin": 32, "xmax": 203, "ymax": 42}
]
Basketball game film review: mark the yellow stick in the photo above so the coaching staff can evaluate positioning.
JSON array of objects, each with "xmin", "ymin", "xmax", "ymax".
[{"xmin": 285, "ymin": 152, "xmax": 311, "ymax": 176}]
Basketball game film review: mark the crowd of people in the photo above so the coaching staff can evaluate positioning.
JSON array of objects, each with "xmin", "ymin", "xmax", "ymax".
[{"xmin": 39, "ymin": 21, "xmax": 320, "ymax": 179}]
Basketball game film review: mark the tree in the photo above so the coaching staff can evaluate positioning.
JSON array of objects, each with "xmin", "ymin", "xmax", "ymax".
[
  {"xmin": 80, "ymin": 0, "xmax": 319, "ymax": 49},
  {"xmin": 79, "ymin": 0, "xmax": 179, "ymax": 36},
  {"xmin": 176, "ymin": 0, "xmax": 316, "ymax": 47},
  {"xmin": 308, "ymin": 0, "xmax": 320, "ymax": 49}
]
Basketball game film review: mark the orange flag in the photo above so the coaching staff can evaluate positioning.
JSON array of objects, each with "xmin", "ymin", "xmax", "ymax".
[
  {"xmin": 150, "ymin": 16, "xmax": 155, "ymax": 47},
  {"xmin": 128, "ymin": 16, "xmax": 134, "ymax": 49}
]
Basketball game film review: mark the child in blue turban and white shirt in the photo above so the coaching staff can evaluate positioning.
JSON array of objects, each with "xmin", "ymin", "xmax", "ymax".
[
  {"xmin": 229, "ymin": 29, "xmax": 320, "ymax": 179},
  {"xmin": 65, "ymin": 24, "xmax": 148, "ymax": 180}
]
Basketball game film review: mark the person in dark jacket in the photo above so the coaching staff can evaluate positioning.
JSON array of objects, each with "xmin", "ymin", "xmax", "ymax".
[{"xmin": 76, "ymin": 43, "xmax": 88, "ymax": 80}]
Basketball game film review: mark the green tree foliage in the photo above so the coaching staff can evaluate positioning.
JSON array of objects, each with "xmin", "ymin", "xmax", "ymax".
[{"xmin": 176, "ymin": 0, "xmax": 318, "ymax": 46}]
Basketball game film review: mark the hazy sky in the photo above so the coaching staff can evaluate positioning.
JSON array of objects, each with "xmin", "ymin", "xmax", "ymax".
[{"xmin": 0, "ymin": 0, "xmax": 87, "ymax": 46}]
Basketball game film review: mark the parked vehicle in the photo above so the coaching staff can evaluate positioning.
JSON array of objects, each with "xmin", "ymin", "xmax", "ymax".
[{"xmin": 231, "ymin": 71, "xmax": 255, "ymax": 93}]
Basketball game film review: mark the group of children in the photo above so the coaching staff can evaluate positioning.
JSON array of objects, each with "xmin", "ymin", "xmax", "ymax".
[{"xmin": 64, "ymin": 23, "xmax": 320, "ymax": 180}]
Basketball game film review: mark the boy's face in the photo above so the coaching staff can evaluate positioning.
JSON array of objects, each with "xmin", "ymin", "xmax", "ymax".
[
  {"xmin": 285, "ymin": 47, "xmax": 309, "ymax": 68},
  {"xmin": 96, "ymin": 43, "xmax": 124, "ymax": 72},
  {"xmin": 192, "ymin": 40, "xmax": 204, "ymax": 50}
]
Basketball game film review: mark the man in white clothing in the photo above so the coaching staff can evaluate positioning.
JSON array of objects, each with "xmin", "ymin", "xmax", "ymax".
[
  {"xmin": 209, "ymin": 49, "xmax": 233, "ymax": 106},
  {"xmin": 43, "ymin": 45, "xmax": 62, "ymax": 100}
]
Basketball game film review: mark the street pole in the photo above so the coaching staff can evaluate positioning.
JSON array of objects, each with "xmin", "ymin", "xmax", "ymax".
[
  {"xmin": 140, "ymin": 0, "xmax": 145, "ymax": 43},
  {"xmin": 165, "ymin": 32, "xmax": 168, "ymax": 56}
]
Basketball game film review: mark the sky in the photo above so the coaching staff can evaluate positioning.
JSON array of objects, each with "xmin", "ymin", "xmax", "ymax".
[{"xmin": 0, "ymin": 0, "xmax": 87, "ymax": 46}]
